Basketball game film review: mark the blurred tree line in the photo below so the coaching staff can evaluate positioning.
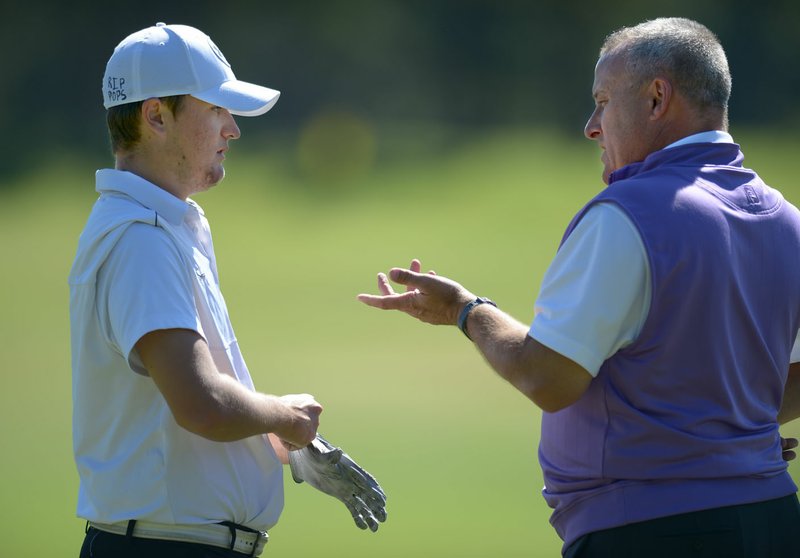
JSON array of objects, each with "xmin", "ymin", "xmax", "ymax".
[{"xmin": 1, "ymin": 0, "xmax": 798, "ymax": 181}]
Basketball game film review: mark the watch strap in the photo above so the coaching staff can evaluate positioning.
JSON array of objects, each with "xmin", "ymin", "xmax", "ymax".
[{"xmin": 457, "ymin": 296, "xmax": 497, "ymax": 340}]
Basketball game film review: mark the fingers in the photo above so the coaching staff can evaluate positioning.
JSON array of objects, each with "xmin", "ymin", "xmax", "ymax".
[
  {"xmin": 361, "ymin": 487, "xmax": 387, "ymax": 518},
  {"xmin": 783, "ymin": 440, "xmax": 797, "ymax": 461},
  {"xmin": 377, "ymin": 259, "xmax": 424, "ymax": 295},
  {"xmin": 387, "ymin": 266, "xmax": 422, "ymax": 288},
  {"xmin": 354, "ymin": 479, "xmax": 387, "ymax": 510},
  {"xmin": 358, "ymin": 259, "xmax": 428, "ymax": 303},
  {"xmin": 407, "ymin": 259, "xmax": 422, "ymax": 292},
  {"xmin": 387, "ymin": 266, "xmax": 451, "ymax": 295},
  {"xmin": 333, "ymin": 450, "xmax": 387, "ymax": 530},
  {"xmin": 342, "ymin": 456, "xmax": 386, "ymax": 499},
  {"xmin": 347, "ymin": 496, "xmax": 382, "ymax": 532},
  {"xmin": 275, "ymin": 394, "xmax": 323, "ymax": 448},
  {"xmin": 357, "ymin": 289, "xmax": 419, "ymax": 310},
  {"xmin": 376, "ymin": 272, "xmax": 395, "ymax": 296},
  {"xmin": 345, "ymin": 498, "xmax": 370, "ymax": 530},
  {"xmin": 344, "ymin": 482, "xmax": 386, "ymax": 530},
  {"xmin": 371, "ymin": 501, "xmax": 388, "ymax": 523},
  {"xmin": 343, "ymin": 462, "xmax": 387, "ymax": 522},
  {"xmin": 412, "ymin": 258, "xmax": 438, "ymax": 276},
  {"xmin": 374, "ymin": 267, "xmax": 425, "ymax": 296},
  {"xmin": 358, "ymin": 260, "xmax": 472, "ymax": 325}
]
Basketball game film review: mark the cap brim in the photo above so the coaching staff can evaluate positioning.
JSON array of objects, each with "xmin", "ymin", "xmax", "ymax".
[{"xmin": 193, "ymin": 80, "xmax": 280, "ymax": 117}]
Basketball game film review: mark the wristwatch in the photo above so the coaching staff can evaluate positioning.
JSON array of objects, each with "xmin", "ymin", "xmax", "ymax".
[{"xmin": 457, "ymin": 296, "xmax": 497, "ymax": 340}]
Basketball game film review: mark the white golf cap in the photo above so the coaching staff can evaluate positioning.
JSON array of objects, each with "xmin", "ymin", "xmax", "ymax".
[{"xmin": 102, "ymin": 22, "xmax": 280, "ymax": 116}]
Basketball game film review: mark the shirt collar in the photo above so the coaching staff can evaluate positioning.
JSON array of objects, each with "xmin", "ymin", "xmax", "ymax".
[
  {"xmin": 609, "ymin": 141, "xmax": 743, "ymax": 184},
  {"xmin": 95, "ymin": 169, "xmax": 191, "ymax": 226},
  {"xmin": 664, "ymin": 130, "xmax": 734, "ymax": 150}
]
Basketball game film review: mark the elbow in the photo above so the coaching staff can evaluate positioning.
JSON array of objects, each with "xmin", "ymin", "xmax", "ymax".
[
  {"xmin": 173, "ymin": 412, "xmax": 225, "ymax": 441},
  {"xmin": 512, "ymin": 372, "xmax": 585, "ymax": 413},
  {"xmin": 531, "ymin": 393, "xmax": 574, "ymax": 413},
  {"xmin": 501, "ymin": 343, "xmax": 591, "ymax": 413}
]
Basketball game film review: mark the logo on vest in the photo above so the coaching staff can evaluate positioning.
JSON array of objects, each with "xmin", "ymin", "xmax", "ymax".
[
  {"xmin": 106, "ymin": 76, "xmax": 127, "ymax": 103},
  {"xmin": 744, "ymin": 185, "xmax": 760, "ymax": 206}
]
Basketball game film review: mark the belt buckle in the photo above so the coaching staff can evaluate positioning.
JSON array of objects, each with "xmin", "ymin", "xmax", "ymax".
[
  {"xmin": 219, "ymin": 521, "xmax": 267, "ymax": 556},
  {"xmin": 256, "ymin": 531, "xmax": 269, "ymax": 550},
  {"xmin": 252, "ymin": 529, "xmax": 268, "ymax": 556}
]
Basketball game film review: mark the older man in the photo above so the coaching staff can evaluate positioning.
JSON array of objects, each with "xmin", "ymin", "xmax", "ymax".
[{"xmin": 359, "ymin": 17, "xmax": 800, "ymax": 557}]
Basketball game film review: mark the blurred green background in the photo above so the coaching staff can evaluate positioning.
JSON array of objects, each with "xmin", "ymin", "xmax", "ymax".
[{"xmin": 2, "ymin": 1, "xmax": 800, "ymax": 557}]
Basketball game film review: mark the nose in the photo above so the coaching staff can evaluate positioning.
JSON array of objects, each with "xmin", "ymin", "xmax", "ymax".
[
  {"xmin": 223, "ymin": 112, "xmax": 241, "ymax": 141},
  {"xmin": 584, "ymin": 109, "xmax": 601, "ymax": 141}
]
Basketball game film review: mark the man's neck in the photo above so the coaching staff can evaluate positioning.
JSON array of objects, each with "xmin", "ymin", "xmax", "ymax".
[{"xmin": 115, "ymin": 154, "xmax": 188, "ymax": 201}]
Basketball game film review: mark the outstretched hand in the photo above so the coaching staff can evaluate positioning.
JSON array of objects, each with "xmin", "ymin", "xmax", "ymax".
[{"xmin": 357, "ymin": 259, "xmax": 475, "ymax": 326}]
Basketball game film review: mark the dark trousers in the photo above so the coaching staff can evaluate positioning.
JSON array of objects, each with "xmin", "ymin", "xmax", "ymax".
[
  {"xmin": 564, "ymin": 494, "xmax": 800, "ymax": 558},
  {"xmin": 79, "ymin": 527, "xmax": 249, "ymax": 558}
]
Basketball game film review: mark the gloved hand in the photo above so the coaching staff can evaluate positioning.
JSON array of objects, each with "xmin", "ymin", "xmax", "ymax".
[{"xmin": 288, "ymin": 434, "xmax": 387, "ymax": 532}]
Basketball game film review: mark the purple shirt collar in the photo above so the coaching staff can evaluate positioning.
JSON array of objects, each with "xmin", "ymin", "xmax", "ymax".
[{"xmin": 608, "ymin": 141, "xmax": 743, "ymax": 184}]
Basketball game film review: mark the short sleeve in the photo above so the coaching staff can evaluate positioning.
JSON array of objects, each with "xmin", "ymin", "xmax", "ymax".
[
  {"xmin": 97, "ymin": 223, "xmax": 200, "ymax": 371},
  {"xmin": 529, "ymin": 203, "xmax": 650, "ymax": 376}
]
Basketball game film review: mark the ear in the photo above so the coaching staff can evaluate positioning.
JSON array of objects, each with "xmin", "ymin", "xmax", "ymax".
[
  {"xmin": 140, "ymin": 98, "xmax": 167, "ymax": 136},
  {"xmin": 648, "ymin": 77, "xmax": 673, "ymax": 120}
]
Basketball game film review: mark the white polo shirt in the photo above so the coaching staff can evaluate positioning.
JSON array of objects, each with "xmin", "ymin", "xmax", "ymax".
[
  {"xmin": 69, "ymin": 169, "xmax": 283, "ymax": 530},
  {"xmin": 530, "ymin": 131, "xmax": 800, "ymax": 375}
]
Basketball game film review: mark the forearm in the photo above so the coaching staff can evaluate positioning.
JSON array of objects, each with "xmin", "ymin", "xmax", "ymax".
[
  {"xmin": 180, "ymin": 374, "xmax": 295, "ymax": 442},
  {"xmin": 466, "ymin": 304, "xmax": 534, "ymax": 393},
  {"xmin": 138, "ymin": 328, "xmax": 320, "ymax": 445},
  {"xmin": 357, "ymin": 262, "xmax": 590, "ymax": 410},
  {"xmin": 465, "ymin": 304, "xmax": 592, "ymax": 412}
]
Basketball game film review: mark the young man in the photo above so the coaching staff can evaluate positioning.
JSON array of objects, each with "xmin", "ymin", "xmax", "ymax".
[
  {"xmin": 70, "ymin": 23, "xmax": 384, "ymax": 557},
  {"xmin": 359, "ymin": 17, "xmax": 800, "ymax": 557}
]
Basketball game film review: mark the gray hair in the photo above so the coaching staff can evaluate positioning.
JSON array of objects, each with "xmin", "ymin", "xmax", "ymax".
[{"xmin": 600, "ymin": 18, "xmax": 731, "ymax": 116}]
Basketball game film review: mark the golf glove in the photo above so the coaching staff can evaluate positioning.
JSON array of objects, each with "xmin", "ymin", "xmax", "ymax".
[{"xmin": 288, "ymin": 434, "xmax": 387, "ymax": 532}]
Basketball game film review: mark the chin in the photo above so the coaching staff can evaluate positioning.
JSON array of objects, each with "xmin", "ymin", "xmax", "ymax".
[{"xmin": 205, "ymin": 167, "xmax": 226, "ymax": 188}]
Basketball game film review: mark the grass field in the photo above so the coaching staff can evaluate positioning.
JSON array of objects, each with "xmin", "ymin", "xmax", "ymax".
[{"xmin": 1, "ymin": 128, "xmax": 799, "ymax": 557}]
